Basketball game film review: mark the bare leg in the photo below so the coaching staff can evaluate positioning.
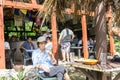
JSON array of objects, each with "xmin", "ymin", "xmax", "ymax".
[
  {"xmin": 64, "ymin": 73, "xmax": 71, "ymax": 80},
  {"xmin": 62, "ymin": 53, "xmax": 66, "ymax": 61},
  {"xmin": 66, "ymin": 46, "xmax": 70, "ymax": 62},
  {"xmin": 66, "ymin": 53, "xmax": 70, "ymax": 62}
]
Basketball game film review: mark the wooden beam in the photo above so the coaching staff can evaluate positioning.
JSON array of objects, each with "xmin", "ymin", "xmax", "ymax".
[
  {"xmin": 4, "ymin": 0, "xmax": 110, "ymax": 18},
  {"xmin": 0, "ymin": 4, "xmax": 6, "ymax": 69},
  {"xmin": 51, "ymin": 12, "xmax": 58, "ymax": 61},
  {"xmin": 81, "ymin": 13, "xmax": 88, "ymax": 59},
  {"xmin": 4, "ymin": 0, "xmax": 42, "ymax": 10}
]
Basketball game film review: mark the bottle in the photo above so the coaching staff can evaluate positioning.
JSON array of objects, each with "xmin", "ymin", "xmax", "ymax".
[{"xmin": 100, "ymin": 53, "xmax": 107, "ymax": 65}]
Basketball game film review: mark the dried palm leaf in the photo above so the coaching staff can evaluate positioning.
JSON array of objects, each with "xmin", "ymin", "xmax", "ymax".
[{"xmin": 37, "ymin": 0, "xmax": 120, "ymax": 29}]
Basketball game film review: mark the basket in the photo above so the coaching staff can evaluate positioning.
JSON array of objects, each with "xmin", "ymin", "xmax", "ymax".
[{"xmin": 84, "ymin": 59, "xmax": 98, "ymax": 65}]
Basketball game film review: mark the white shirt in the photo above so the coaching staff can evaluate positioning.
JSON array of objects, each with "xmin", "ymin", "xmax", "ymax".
[
  {"xmin": 45, "ymin": 42, "xmax": 52, "ymax": 51},
  {"xmin": 78, "ymin": 40, "xmax": 82, "ymax": 45},
  {"xmin": 43, "ymin": 33, "xmax": 52, "ymax": 38},
  {"xmin": 4, "ymin": 41, "xmax": 10, "ymax": 49}
]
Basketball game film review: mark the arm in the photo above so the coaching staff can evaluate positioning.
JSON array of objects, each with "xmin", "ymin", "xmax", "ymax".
[
  {"xmin": 35, "ymin": 65, "xmax": 50, "ymax": 73},
  {"xmin": 20, "ymin": 42, "xmax": 26, "ymax": 50},
  {"xmin": 58, "ymin": 31, "xmax": 64, "ymax": 44},
  {"xmin": 20, "ymin": 46, "xmax": 26, "ymax": 50},
  {"xmin": 46, "ymin": 50, "xmax": 56, "ymax": 64},
  {"xmin": 71, "ymin": 34, "xmax": 75, "ymax": 41}
]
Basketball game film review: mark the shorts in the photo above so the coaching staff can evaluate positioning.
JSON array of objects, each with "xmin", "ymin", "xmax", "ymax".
[{"xmin": 61, "ymin": 42, "xmax": 71, "ymax": 54}]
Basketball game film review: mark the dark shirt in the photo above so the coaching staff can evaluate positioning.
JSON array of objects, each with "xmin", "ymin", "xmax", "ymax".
[{"xmin": 22, "ymin": 41, "xmax": 35, "ymax": 50}]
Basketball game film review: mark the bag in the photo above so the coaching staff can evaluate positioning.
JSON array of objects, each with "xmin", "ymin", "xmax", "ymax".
[
  {"xmin": 61, "ymin": 29, "xmax": 72, "ymax": 43},
  {"xmin": 111, "ymin": 55, "xmax": 120, "ymax": 62}
]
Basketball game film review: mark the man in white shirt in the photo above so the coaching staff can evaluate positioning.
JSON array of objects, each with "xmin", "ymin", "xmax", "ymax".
[{"xmin": 43, "ymin": 29, "xmax": 52, "ymax": 38}]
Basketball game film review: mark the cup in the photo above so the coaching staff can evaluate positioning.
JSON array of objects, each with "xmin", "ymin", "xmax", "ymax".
[
  {"xmin": 100, "ymin": 53, "xmax": 107, "ymax": 65},
  {"xmin": 70, "ymin": 52, "xmax": 75, "ymax": 62}
]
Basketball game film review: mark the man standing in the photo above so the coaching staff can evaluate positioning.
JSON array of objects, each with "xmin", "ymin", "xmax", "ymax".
[
  {"xmin": 58, "ymin": 24, "xmax": 74, "ymax": 62},
  {"xmin": 32, "ymin": 36, "xmax": 71, "ymax": 80}
]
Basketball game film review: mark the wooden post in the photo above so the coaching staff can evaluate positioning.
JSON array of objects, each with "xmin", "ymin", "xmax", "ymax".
[
  {"xmin": 81, "ymin": 13, "xmax": 88, "ymax": 59},
  {"xmin": 107, "ymin": 3, "xmax": 115, "ymax": 55},
  {"xmin": 51, "ymin": 12, "xmax": 58, "ymax": 61},
  {"xmin": 0, "ymin": 0, "xmax": 5, "ymax": 69},
  {"xmin": 108, "ymin": 17, "xmax": 115, "ymax": 55}
]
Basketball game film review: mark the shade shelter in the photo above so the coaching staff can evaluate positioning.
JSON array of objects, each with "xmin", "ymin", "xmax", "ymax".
[{"xmin": 0, "ymin": 0, "xmax": 115, "ymax": 69}]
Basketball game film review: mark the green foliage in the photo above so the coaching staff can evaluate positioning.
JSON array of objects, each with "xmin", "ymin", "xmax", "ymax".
[
  {"xmin": 10, "ymin": 68, "xmax": 25, "ymax": 80},
  {"xmin": 115, "ymin": 39, "xmax": 120, "ymax": 53},
  {"xmin": 0, "ymin": 77, "xmax": 7, "ymax": 80}
]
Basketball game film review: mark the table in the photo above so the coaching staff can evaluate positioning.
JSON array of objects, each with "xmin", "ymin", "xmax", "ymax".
[
  {"xmin": 26, "ymin": 50, "xmax": 34, "ymax": 53},
  {"xmin": 68, "ymin": 60, "xmax": 120, "ymax": 80},
  {"xmin": 70, "ymin": 46, "xmax": 82, "ymax": 58}
]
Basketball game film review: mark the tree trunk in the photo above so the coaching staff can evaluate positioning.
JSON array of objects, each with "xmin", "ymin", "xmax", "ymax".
[{"xmin": 95, "ymin": 1, "xmax": 107, "ymax": 61}]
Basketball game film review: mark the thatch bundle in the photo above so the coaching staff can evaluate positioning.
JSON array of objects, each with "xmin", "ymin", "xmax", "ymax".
[
  {"xmin": 112, "ymin": 27, "xmax": 120, "ymax": 35},
  {"xmin": 39, "ymin": 0, "xmax": 120, "ymax": 26}
]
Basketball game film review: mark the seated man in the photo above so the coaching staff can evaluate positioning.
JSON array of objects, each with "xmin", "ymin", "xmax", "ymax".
[
  {"xmin": 20, "ymin": 37, "xmax": 35, "ymax": 57},
  {"xmin": 32, "ymin": 36, "xmax": 71, "ymax": 80},
  {"xmin": 45, "ymin": 37, "xmax": 52, "ymax": 51}
]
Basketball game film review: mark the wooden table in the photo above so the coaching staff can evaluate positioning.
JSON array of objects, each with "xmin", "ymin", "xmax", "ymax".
[
  {"xmin": 70, "ymin": 47, "xmax": 82, "ymax": 58},
  {"xmin": 26, "ymin": 50, "xmax": 34, "ymax": 53},
  {"xmin": 68, "ymin": 60, "xmax": 120, "ymax": 80},
  {"xmin": 70, "ymin": 46, "xmax": 94, "ymax": 58}
]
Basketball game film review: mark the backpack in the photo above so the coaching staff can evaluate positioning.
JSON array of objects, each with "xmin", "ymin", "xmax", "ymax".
[{"xmin": 61, "ymin": 29, "xmax": 72, "ymax": 43}]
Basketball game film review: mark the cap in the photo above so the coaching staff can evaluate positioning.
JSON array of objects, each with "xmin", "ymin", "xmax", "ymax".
[{"xmin": 37, "ymin": 36, "xmax": 46, "ymax": 42}]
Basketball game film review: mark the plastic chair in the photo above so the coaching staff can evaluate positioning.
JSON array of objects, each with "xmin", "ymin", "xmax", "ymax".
[
  {"xmin": 11, "ymin": 48, "xmax": 16, "ymax": 63},
  {"xmin": 35, "ymin": 68, "xmax": 57, "ymax": 80},
  {"xmin": 5, "ymin": 49, "xmax": 13, "ymax": 69},
  {"xmin": 20, "ymin": 48, "xmax": 32, "ymax": 65}
]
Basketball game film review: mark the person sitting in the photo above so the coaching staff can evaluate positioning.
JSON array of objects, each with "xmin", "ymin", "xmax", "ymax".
[
  {"xmin": 45, "ymin": 37, "xmax": 52, "ymax": 51},
  {"xmin": 20, "ymin": 37, "xmax": 35, "ymax": 57},
  {"xmin": 77, "ymin": 38, "xmax": 83, "ymax": 47},
  {"xmin": 43, "ymin": 29, "xmax": 52, "ymax": 38},
  {"xmin": 5, "ymin": 41, "xmax": 10, "ymax": 50},
  {"xmin": 32, "ymin": 36, "xmax": 71, "ymax": 80}
]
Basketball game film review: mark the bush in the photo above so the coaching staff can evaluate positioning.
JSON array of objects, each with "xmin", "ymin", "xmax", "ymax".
[{"xmin": 115, "ymin": 39, "xmax": 120, "ymax": 53}]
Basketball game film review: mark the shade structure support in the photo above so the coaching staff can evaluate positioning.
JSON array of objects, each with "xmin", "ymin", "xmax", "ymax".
[
  {"xmin": 0, "ymin": 0, "xmax": 6, "ymax": 69},
  {"xmin": 81, "ymin": 13, "xmax": 88, "ymax": 59},
  {"xmin": 51, "ymin": 12, "xmax": 58, "ymax": 61}
]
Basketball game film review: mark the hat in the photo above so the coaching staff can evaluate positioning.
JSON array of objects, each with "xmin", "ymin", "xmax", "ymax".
[{"xmin": 37, "ymin": 36, "xmax": 46, "ymax": 42}]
